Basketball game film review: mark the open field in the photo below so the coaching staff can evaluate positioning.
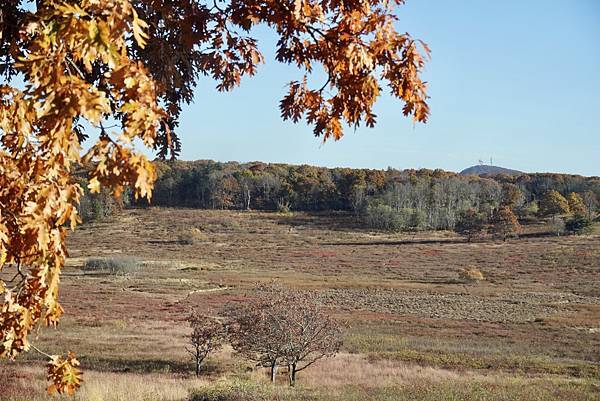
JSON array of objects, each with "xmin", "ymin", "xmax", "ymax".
[{"xmin": 2, "ymin": 208, "xmax": 599, "ymax": 400}]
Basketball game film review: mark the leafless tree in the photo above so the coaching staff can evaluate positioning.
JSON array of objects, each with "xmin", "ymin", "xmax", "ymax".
[
  {"xmin": 186, "ymin": 311, "xmax": 225, "ymax": 376},
  {"xmin": 350, "ymin": 186, "xmax": 367, "ymax": 216},
  {"xmin": 227, "ymin": 284, "xmax": 288, "ymax": 382},
  {"xmin": 581, "ymin": 191, "xmax": 598, "ymax": 220},
  {"xmin": 228, "ymin": 283, "xmax": 342, "ymax": 386},
  {"xmin": 278, "ymin": 290, "xmax": 342, "ymax": 386}
]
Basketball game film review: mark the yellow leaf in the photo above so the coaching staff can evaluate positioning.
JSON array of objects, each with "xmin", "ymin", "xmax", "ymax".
[
  {"xmin": 88, "ymin": 177, "xmax": 101, "ymax": 193},
  {"xmin": 131, "ymin": 8, "xmax": 149, "ymax": 49}
]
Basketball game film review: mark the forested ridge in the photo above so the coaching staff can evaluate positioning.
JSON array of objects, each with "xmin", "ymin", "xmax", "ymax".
[{"xmin": 83, "ymin": 159, "xmax": 600, "ymax": 233}]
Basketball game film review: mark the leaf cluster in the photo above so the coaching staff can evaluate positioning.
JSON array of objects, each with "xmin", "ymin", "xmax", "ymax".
[
  {"xmin": 491, "ymin": 205, "xmax": 521, "ymax": 240},
  {"xmin": 1, "ymin": 0, "xmax": 163, "ymax": 393},
  {"xmin": 47, "ymin": 352, "xmax": 82, "ymax": 395}
]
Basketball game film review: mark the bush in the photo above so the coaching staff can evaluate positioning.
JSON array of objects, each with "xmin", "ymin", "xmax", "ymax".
[
  {"xmin": 363, "ymin": 202, "xmax": 404, "ymax": 231},
  {"xmin": 517, "ymin": 201, "xmax": 538, "ymax": 220},
  {"xmin": 276, "ymin": 199, "xmax": 291, "ymax": 213},
  {"xmin": 178, "ymin": 228, "xmax": 206, "ymax": 245},
  {"xmin": 190, "ymin": 381, "xmax": 270, "ymax": 401},
  {"xmin": 491, "ymin": 206, "xmax": 520, "ymax": 241},
  {"xmin": 565, "ymin": 215, "xmax": 593, "ymax": 234},
  {"xmin": 455, "ymin": 209, "xmax": 485, "ymax": 241},
  {"xmin": 78, "ymin": 187, "xmax": 127, "ymax": 222},
  {"xmin": 458, "ymin": 267, "xmax": 485, "ymax": 283},
  {"xmin": 83, "ymin": 256, "xmax": 140, "ymax": 275},
  {"xmin": 407, "ymin": 209, "xmax": 427, "ymax": 230}
]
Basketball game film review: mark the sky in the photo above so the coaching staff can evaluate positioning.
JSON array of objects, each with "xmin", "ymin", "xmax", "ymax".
[{"xmin": 153, "ymin": 2, "xmax": 597, "ymax": 176}]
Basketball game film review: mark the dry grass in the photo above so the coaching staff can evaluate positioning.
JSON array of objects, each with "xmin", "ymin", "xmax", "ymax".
[
  {"xmin": 3, "ymin": 360, "xmax": 598, "ymax": 401},
  {"xmin": 178, "ymin": 227, "xmax": 209, "ymax": 245},
  {"xmin": 83, "ymin": 255, "xmax": 141, "ymax": 275},
  {"xmin": 297, "ymin": 353, "xmax": 475, "ymax": 388},
  {"xmin": 1, "ymin": 365, "xmax": 198, "ymax": 401}
]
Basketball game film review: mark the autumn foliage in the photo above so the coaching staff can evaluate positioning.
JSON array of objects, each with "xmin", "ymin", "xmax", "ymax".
[
  {"xmin": 46, "ymin": 352, "xmax": 83, "ymax": 396},
  {"xmin": 1, "ymin": 0, "xmax": 163, "ymax": 394},
  {"xmin": 566, "ymin": 192, "xmax": 586, "ymax": 217},
  {"xmin": 491, "ymin": 206, "xmax": 521, "ymax": 241},
  {"xmin": 1, "ymin": 0, "xmax": 429, "ymax": 393},
  {"xmin": 538, "ymin": 190, "xmax": 570, "ymax": 217}
]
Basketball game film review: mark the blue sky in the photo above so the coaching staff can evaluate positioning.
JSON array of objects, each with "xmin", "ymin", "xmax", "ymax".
[{"xmin": 178, "ymin": 1, "xmax": 599, "ymax": 175}]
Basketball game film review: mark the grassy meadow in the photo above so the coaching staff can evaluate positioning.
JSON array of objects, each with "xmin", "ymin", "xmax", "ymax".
[{"xmin": 1, "ymin": 208, "xmax": 599, "ymax": 400}]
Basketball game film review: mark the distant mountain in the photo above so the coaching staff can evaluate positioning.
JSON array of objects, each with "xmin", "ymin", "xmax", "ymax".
[{"xmin": 460, "ymin": 165, "xmax": 523, "ymax": 176}]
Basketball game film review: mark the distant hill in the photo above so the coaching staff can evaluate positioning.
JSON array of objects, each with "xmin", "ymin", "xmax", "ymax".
[{"xmin": 460, "ymin": 165, "xmax": 523, "ymax": 176}]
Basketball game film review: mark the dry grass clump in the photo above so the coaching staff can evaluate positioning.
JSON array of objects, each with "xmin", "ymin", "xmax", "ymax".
[
  {"xmin": 458, "ymin": 267, "xmax": 485, "ymax": 283},
  {"xmin": 83, "ymin": 255, "xmax": 140, "ymax": 275},
  {"xmin": 298, "ymin": 353, "xmax": 468, "ymax": 388},
  {"xmin": 178, "ymin": 228, "xmax": 208, "ymax": 245}
]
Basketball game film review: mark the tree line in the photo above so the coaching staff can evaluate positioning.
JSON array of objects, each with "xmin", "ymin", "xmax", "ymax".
[{"xmin": 103, "ymin": 160, "xmax": 596, "ymax": 228}]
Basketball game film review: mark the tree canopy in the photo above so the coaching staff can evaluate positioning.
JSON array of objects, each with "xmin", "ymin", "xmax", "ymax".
[
  {"xmin": 539, "ymin": 190, "xmax": 570, "ymax": 217},
  {"xmin": 0, "ymin": 0, "xmax": 430, "ymax": 394}
]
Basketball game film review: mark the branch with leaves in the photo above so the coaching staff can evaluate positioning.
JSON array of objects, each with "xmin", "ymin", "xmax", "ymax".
[
  {"xmin": 0, "ymin": 0, "xmax": 163, "ymax": 393},
  {"xmin": 1, "ymin": 0, "xmax": 428, "ymax": 394}
]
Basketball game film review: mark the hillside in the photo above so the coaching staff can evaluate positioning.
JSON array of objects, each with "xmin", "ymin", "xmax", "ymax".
[{"xmin": 460, "ymin": 165, "xmax": 523, "ymax": 176}]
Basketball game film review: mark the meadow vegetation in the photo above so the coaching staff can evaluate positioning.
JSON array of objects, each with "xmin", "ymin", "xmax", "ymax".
[
  {"xmin": 83, "ymin": 256, "xmax": 141, "ymax": 275},
  {"xmin": 1, "ymin": 208, "xmax": 598, "ymax": 400}
]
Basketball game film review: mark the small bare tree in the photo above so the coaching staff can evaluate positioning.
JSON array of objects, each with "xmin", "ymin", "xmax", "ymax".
[
  {"xmin": 228, "ymin": 283, "xmax": 342, "ymax": 386},
  {"xmin": 279, "ymin": 291, "xmax": 342, "ymax": 386},
  {"xmin": 186, "ymin": 311, "xmax": 225, "ymax": 376},
  {"xmin": 228, "ymin": 284, "xmax": 287, "ymax": 382}
]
